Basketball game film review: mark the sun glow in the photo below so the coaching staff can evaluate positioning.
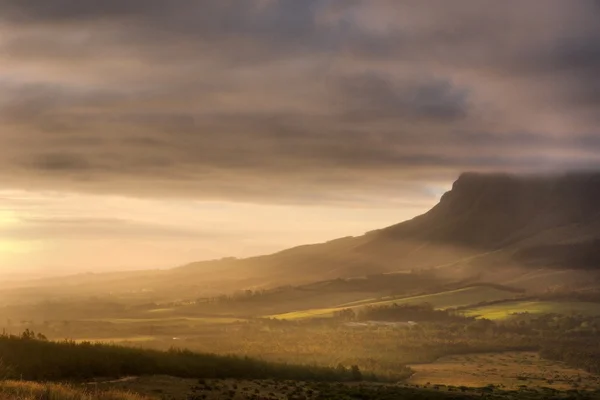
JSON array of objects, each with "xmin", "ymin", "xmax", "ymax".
[
  {"xmin": 0, "ymin": 211, "xmax": 33, "ymax": 257},
  {"xmin": 0, "ymin": 210, "xmax": 19, "ymax": 226},
  {"xmin": 0, "ymin": 240, "xmax": 31, "ymax": 254}
]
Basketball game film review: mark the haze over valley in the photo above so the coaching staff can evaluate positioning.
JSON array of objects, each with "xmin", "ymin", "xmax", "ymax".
[{"xmin": 1, "ymin": 1, "xmax": 600, "ymax": 399}]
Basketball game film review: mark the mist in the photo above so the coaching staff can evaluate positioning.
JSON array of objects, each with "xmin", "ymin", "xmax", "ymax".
[{"xmin": 2, "ymin": 1, "xmax": 600, "ymax": 399}]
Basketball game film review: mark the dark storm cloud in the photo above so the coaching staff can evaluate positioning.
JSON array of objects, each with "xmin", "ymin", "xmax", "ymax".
[
  {"xmin": 336, "ymin": 73, "xmax": 469, "ymax": 121},
  {"xmin": 342, "ymin": 1, "xmax": 600, "ymax": 113},
  {"xmin": 29, "ymin": 153, "xmax": 93, "ymax": 172},
  {"xmin": 1, "ymin": 0, "xmax": 599, "ymax": 203},
  {"xmin": 0, "ymin": 0, "xmax": 182, "ymax": 24},
  {"xmin": 0, "ymin": 0, "xmax": 325, "ymax": 62}
]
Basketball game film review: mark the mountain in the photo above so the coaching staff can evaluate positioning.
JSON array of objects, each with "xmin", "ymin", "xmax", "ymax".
[
  {"xmin": 4, "ymin": 172, "xmax": 600, "ymax": 304},
  {"xmin": 174, "ymin": 172, "xmax": 600, "ymax": 292},
  {"xmin": 366, "ymin": 172, "xmax": 600, "ymax": 268},
  {"xmin": 381, "ymin": 172, "xmax": 600, "ymax": 249}
]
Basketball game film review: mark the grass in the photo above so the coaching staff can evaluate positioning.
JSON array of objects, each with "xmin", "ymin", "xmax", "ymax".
[
  {"xmin": 84, "ymin": 317, "xmax": 242, "ymax": 324},
  {"xmin": 267, "ymin": 307, "xmax": 341, "ymax": 320},
  {"xmin": 146, "ymin": 308, "xmax": 175, "ymax": 313},
  {"xmin": 407, "ymin": 351, "xmax": 600, "ymax": 390},
  {"xmin": 100, "ymin": 375, "xmax": 600, "ymax": 400},
  {"xmin": 269, "ymin": 285, "xmax": 518, "ymax": 320},
  {"xmin": 361, "ymin": 286, "xmax": 517, "ymax": 309},
  {"xmin": 74, "ymin": 336, "xmax": 157, "ymax": 344},
  {"xmin": 0, "ymin": 381, "xmax": 148, "ymax": 400},
  {"xmin": 96, "ymin": 376, "xmax": 330, "ymax": 400},
  {"xmin": 94, "ymin": 376, "xmax": 196, "ymax": 400},
  {"xmin": 462, "ymin": 301, "xmax": 600, "ymax": 320}
]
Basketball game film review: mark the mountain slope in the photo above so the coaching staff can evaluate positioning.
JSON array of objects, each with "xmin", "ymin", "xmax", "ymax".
[
  {"xmin": 5, "ymin": 172, "xmax": 600, "ymax": 303},
  {"xmin": 179, "ymin": 172, "xmax": 600, "ymax": 288}
]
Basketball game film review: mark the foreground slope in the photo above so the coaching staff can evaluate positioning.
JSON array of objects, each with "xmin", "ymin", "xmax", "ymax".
[{"xmin": 0, "ymin": 381, "xmax": 147, "ymax": 400}]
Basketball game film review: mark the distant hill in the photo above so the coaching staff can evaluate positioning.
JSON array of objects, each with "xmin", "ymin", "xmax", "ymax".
[{"xmin": 4, "ymin": 172, "xmax": 600, "ymax": 303}]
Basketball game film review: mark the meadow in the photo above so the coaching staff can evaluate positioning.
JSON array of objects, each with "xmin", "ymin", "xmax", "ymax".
[
  {"xmin": 268, "ymin": 285, "xmax": 520, "ymax": 320},
  {"xmin": 408, "ymin": 351, "xmax": 600, "ymax": 390},
  {"xmin": 461, "ymin": 300, "xmax": 600, "ymax": 320},
  {"xmin": 3, "ymin": 279, "xmax": 600, "ymax": 399}
]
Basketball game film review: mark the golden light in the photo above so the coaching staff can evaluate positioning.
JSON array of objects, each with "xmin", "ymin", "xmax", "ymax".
[
  {"xmin": 0, "ymin": 240, "xmax": 33, "ymax": 254},
  {"xmin": 0, "ymin": 210, "xmax": 19, "ymax": 226},
  {"xmin": 0, "ymin": 210, "xmax": 33, "ymax": 256}
]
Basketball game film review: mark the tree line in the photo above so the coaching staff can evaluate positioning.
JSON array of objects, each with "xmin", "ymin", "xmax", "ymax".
[{"xmin": 0, "ymin": 331, "xmax": 368, "ymax": 382}]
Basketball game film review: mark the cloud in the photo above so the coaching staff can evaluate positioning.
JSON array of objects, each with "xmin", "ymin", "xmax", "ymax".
[
  {"xmin": 28, "ymin": 153, "xmax": 93, "ymax": 172},
  {"xmin": 335, "ymin": 72, "xmax": 469, "ymax": 122},
  {"xmin": 0, "ymin": 216, "xmax": 218, "ymax": 240},
  {"xmin": 0, "ymin": 0, "xmax": 599, "ymax": 204}
]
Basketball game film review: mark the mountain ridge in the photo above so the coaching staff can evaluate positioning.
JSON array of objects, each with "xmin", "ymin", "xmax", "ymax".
[
  {"xmin": 172, "ymin": 171, "xmax": 600, "ymax": 291},
  {"xmin": 4, "ymin": 172, "xmax": 600, "ymax": 303}
]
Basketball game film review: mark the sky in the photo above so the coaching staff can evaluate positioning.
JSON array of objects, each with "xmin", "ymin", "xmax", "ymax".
[{"xmin": 1, "ymin": 0, "xmax": 599, "ymax": 276}]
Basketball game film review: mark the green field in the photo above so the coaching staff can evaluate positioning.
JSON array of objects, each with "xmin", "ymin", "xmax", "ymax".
[
  {"xmin": 269, "ymin": 285, "xmax": 519, "ymax": 320},
  {"xmin": 360, "ymin": 286, "xmax": 518, "ymax": 309},
  {"xmin": 267, "ymin": 286, "xmax": 600, "ymax": 321},
  {"xmin": 86, "ymin": 317, "xmax": 243, "ymax": 324},
  {"xmin": 267, "ymin": 307, "xmax": 341, "ymax": 320},
  {"xmin": 462, "ymin": 301, "xmax": 600, "ymax": 320},
  {"xmin": 74, "ymin": 336, "xmax": 158, "ymax": 344}
]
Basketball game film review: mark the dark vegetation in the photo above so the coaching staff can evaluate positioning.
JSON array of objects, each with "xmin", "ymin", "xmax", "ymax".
[
  {"xmin": 0, "ymin": 332, "xmax": 366, "ymax": 382},
  {"xmin": 492, "ymin": 313, "xmax": 600, "ymax": 375},
  {"xmin": 184, "ymin": 381, "xmax": 600, "ymax": 400},
  {"xmin": 99, "ymin": 375, "xmax": 600, "ymax": 400},
  {"xmin": 541, "ymin": 340, "xmax": 600, "ymax": 375},
  {"xmin": 307, "ymin": 383, "xmax": 600, "ymax": 400}
]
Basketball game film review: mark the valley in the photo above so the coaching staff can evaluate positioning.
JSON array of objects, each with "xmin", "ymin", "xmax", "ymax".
[{"xmin": 2, "ymin": 173, "xmax": 600, "ymax": 399}]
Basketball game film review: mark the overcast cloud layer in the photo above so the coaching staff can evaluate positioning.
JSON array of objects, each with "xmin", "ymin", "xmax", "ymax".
[{"xmin": 1, "ymin": 0, "xmax": 600, "ymax": 204}]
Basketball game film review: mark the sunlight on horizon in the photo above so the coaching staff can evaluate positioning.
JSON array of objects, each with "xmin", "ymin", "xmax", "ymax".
[{"xmin": 0, "ymin": 188, "xmax": 439, "ymax": 277}]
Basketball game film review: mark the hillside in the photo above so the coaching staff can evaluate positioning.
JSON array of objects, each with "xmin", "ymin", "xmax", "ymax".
[
  {"xmin": 268, "ymin": 284, "xmax": 522, "ymax": 320},
  {"xmin": 3, "ymin": 172, "xmax": 600, "ymax": 304},
  {"xmin": 174, "ymin": 172, "xmax": 600, "ymax": 293}
]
